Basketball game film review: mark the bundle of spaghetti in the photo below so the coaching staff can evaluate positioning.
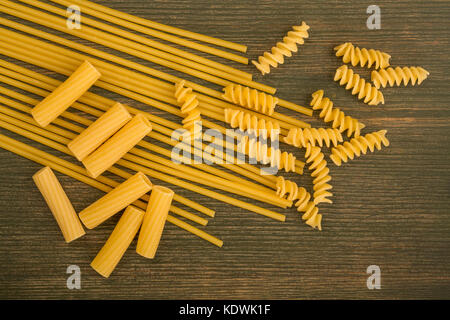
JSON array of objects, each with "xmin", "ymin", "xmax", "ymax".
[
  {"xmin": 174, "ymin": 80, "xmax": 202, "ymax": 136},
  {"xmin": 0, "ymin": 12, "xmax": 312, "ymax": 118},
  {"xmin": 68, "ymin": 102, "xmax": 132, "ymax": 161},
  {"xmin": 252, "ymin": 21, "xmax": 310, "ymax": 75},
  {"xmin": 334, "ymin": 65, "xmax": 385, "ymax": 106},
  {"xmin": 371, "ymin": 66, "xmax": 430, "ymax": 89},
  {"xmin": 224, "ymin": 109, "xmax": 281, "ymax": 140},
  {"xmin": 1, "ymin": 0, "xmax": 270, "ymax": 92},
  {"xmin": 0, "ymin": 134, "xmax": 224, "ymax": 247},
  {"xmin": 310, "ymin": 90, "xmax": 366, "ymax": 138},
  {"xmin": 31, "ymin": 60, "xmax": 100, "ymax": 127},
  {"xmin": 222, "ymin": 84, "xmax": 278, "ymax": 116},
  {"xmin": 78, "ymin": 172, "xmax": 152, "ymax": 229},
  {"xmin": 137, "ymin": 186, "xmax": 174, "ymax": 259},
  {"xmin": 284, "ymin": 127, "xmax": 343, "ymax": 149},
  {"xmin": 0, "ymin": 103, "xmax": 291, "ymax": 212},
  {"xmin": 334, "ymin": 42, "xmax": 391, "ymax": 69},
  {"xmin": 63, "ymin": 0, "xmax": 247, "ymax": 53},
  {"xmin": 275, "ymin": 176, "xmax": 322, "ymax": 230},
  {"xmin": 82, "ymin": 114, "xmax": 152, "ymax": 178},
  {"xmin": 330, "ymin": 130, "xmax": 390, "ymax": 166},
  {"xmin": 304, "ymin": 144, "xmax": 333, "ymax": 205},
  {"xmin": 91, "ymin": 206, "xmax": 144, "ymax": 278},
  {"xmin": 32, "ymin": 166, "xmax": 85, "ymax": 242},
  {"xmin": 238, "ymin": 136, "xmax": 299, "ymax": 174},
  {"xmin": 0, "ymin": 65, "xmax": 278, "ymax": 191}
]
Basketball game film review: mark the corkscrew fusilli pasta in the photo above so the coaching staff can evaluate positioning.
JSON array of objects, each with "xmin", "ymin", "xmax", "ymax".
[
  {"xmin": 310, "ymin": 90, "xmax": 366, "ymax": 138},
  {"xmin": 239, "ymin": 136, "xmax": 296, "ymax": 173},
  {"xmin": 174, "ymin": 80, "xmax": 202, "ymax": 135},
  {"xmin": 275, "ymin": 176, "xmax": 322, "ymax": 230},
  {"xmin": 371, "ymin": 67, "xmax": 430, "ymax": 89},
  {"xmin": 334, "ymin": 42, "xmax": 391, "ymax": 69},
  {"xmin": 330, "ymin": 130, "xmax": 390, "ymax": 166},
  {"xmin": 252, "ymin": 21, "xmax": 310, "ymax": 75},
  {"xmin": 305, "ymin": 144, "xmax": 333, "ymax": 205},
  {"xmin": 334, "ymin": 65, "xmax": 385, "ymax": 106},
  {"xmin": 222, "ymin": 84, "xmax": 278, "ymax": 116},
  {"xmin": 284, "ymin": 127, "xmax": 343, "ymax": 148},
  {"xmin": 224, "ymin": 109, "xmax": 281, "ymax": 139}
]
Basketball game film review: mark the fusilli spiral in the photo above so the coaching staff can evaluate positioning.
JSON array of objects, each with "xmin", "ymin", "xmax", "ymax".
[
  {"xmin": 334, "ymin": 42, "xmax": 391, "ymax": 69},
  {"xmin": 275, "ymin": 176, "xmax": 322, "ymax": 230},
  {"xmin": 305, "ymin": 144, "xmax": 333, "ymax": 205},
  {"xmin": 284, "ymin": 127, "xmax": 343, "ymax": 148},
  {"xmin": 224, "ymin": 109, "xmax": 281, "ymax": 139},
  {"xmin": 371, "ymin": 66, "xmax": 430, "ymax": 89},
  {"xmin": 334, "ymin": 65, "xmax": 385, "ymax": 106},
  {"xmin": 239, "ymin": 136, "xmax": 297, "ymax": 173},
  {"xmin": 330, "ymin": 130, "xmax": 390, "ymax": 166},
  {"xmin": 252, "ymin": 21, "xmax": 310, "ymax": 75},
  {"xmin": 310, "ymin": 90, "xmax": 366, "ymax": 138},
  {"xmin": 174, "ymin": 80, "xmax": 202, "ymax": 136},
  {"xmin": 222, "ymin": 84, "xmax": 278, "ymax": 116}
]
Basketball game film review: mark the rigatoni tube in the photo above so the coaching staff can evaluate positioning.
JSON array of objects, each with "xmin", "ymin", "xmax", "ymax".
[
  {"xmin": 68, "ymin": 102, "xmax": 131, "ymax": 161},
  {"xmin": 31, "ymin": 60, "xmax": 100, "ymax": 127},
  {"xmin": 90, "ymin": 206, "xmax": 144, "ymax": 278},
  {"xmin": 82, "ymin": 113, "xmax": 152, "ymax": 178},
  {"xmin": 79, "ymin": 172, "xmax": 152, "ymax": 229},
  {"xmin": 136, "ymin": 186, "xmax": 174, "ymax": 258},
  {"xmin": 32, "ymin": 166, "xmax": 85, "ymax": 242}
]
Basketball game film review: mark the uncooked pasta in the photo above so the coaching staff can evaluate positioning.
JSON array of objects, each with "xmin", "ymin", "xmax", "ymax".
[
  {"xmin": 284, "ymin": 127, "xmax": 343, "ymax": 148},
  {"xmin": 304, "ymin": 144, "xmax": 333, "ymax": 205},
  {"xmin": 334, "ymin": 42, "xmax": 391, "ymax": 69},
  {"xmin": 222, "ymin": 84, "xmax": 278, "ymax": 116},
  {"xmin": 371, "ymin": 66, "xmax": 430, "ymax": 89},
  {"xmin": 224, "ymin": 109, "xmax": 281, "ymax": 140}
]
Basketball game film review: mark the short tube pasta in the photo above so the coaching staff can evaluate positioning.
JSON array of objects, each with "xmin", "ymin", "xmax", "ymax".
[
  {"xmin": 68, "ymin": 102, "xmax": 132, "ymax": 161},
  {"xmin": 136, "ymin": 186, "xmax": 174, "ymax": 259},
  {"xmin": 31, "ymin": 60, "xmax": 100, "ymax": 127},
  {"xmin": 90, "ymin": 206, "xmax": 144, "ymax": 278},
  {"xmin": 32, "ymin": 166, "xmax": 85, "ymax": 242},
  {"xmin": 82, "ymin": 113, "xmax": 152, "ymax": 178},
  {"xmin": 78, "ymin": 171, "xmax": 152, "ymax": 229}
]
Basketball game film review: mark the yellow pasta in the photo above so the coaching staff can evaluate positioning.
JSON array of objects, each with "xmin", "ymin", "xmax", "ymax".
[
  {"xmin": 334, "ymin": 65, "xmax": 385, "ymax": 106},
  {"xmin": 304, "ymin": 144, "xmax": 333, "ymax": 205},
  {"xmin": 82, "ymin": 113, "xmax": 152, "ymax": 178},
  {"xmin": 174, "ymin": 80, "xmax": 201, "ymax": 136},
  {"xmin": 32, "ymin": 166, "xmax": 85, "ymax": 242},
  {"xmin": 31, "ymin": 60, "xmax": 100, "ymax": 127},
  {"xmin": 310, "ymin": 90, "xmax": 365, "ymax": 138},
  {"xmin": 330, "ymin": 130, "xmax": 390, "ymax": 166},
  {"xmin": 334, "ymin": 42, "xmax": 391, "ymax": 69},
  {"xmin": 275, "ymin": 176, "xmax": 321, "ymax": 230},
  {"xmin": 78, "ymin": 172, "xmax": 152, "ymax": 229},
  {"xmin": 136, "ymin": 186, "xmax": 174, "ymax": 259},
  {"xmin": 371, "ymin": 66, "xmax": 430, "ymax": 89},
  {"xmin": 284, "ymin": 127, "xmax": 343, "ymax": 149},
  {"xmin": 90, "ymin": 206, "xmax": 144, "ymax": 278},
  {"xmin": 222, "ymin": 84, "xmax": 278, "ymax": 116},
  {"xmin": 67, "ymin": 102, "xmax": 131, "ymax": 161},
  {"xmin": 238, "ymin": 136, "xmax": 297, "ymax": 173},
  {"xmin": 252, "ymin": 21, "xmax": 310, "ymax": 75},
  {"xmin": 224, "ymin": 109, "xmax": 280, "ymax": 140}
]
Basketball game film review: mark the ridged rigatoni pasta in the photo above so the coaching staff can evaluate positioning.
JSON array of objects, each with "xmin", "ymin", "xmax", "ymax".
[
  {"xmin": 79, "ymin": 172, "xmax": 152, "ymax": 229},
  {"xmin": 68, "ymin": 102, "xmax": 132, "ymax": 161},
  {"xmin": 82, "ymin": 113, "xmax": 152, "ymax": 178},
  {"xmin": 252, "ymin": 21, "xmax": 310, "ymax": 75},
  {"xmin": 334, "ymin": 42, "xmax": 391, "ymax": 69},
  {"xmin": 222, "ymin": 84, "xmax": 278, "ymax": 116},
  {"xmin": 136, "ymin": 186, "xmax": 174, "ymax": 259},
  {"xmin": 90, "ymin": 206, "xmax": 144, "ymax": 278},
  {"xmin": 371, "ymin": 66, "xmax": 430, "ymax": 89},
  {"xmin": 32, "ymin": 166, "xmax": 85, "ymax": 242},
  {"xmin": 31, "ymin": 60, "xmax": 100, "ymax": 127}
]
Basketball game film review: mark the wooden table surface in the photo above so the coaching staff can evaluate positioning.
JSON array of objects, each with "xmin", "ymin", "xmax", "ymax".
[{"xmin": 0, "ymin": 0, "xmax": 449, "ymax": 299}]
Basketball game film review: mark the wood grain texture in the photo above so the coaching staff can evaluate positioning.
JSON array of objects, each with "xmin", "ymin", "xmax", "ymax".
[{"xmin": 0, "ymin": 0, "xmax": 449, "ymax": 299}]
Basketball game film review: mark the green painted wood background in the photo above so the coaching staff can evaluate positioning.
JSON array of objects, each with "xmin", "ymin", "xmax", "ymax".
[{"xmin": 0, "ymin": 0, "xmax": 449, "ymax": 299}]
